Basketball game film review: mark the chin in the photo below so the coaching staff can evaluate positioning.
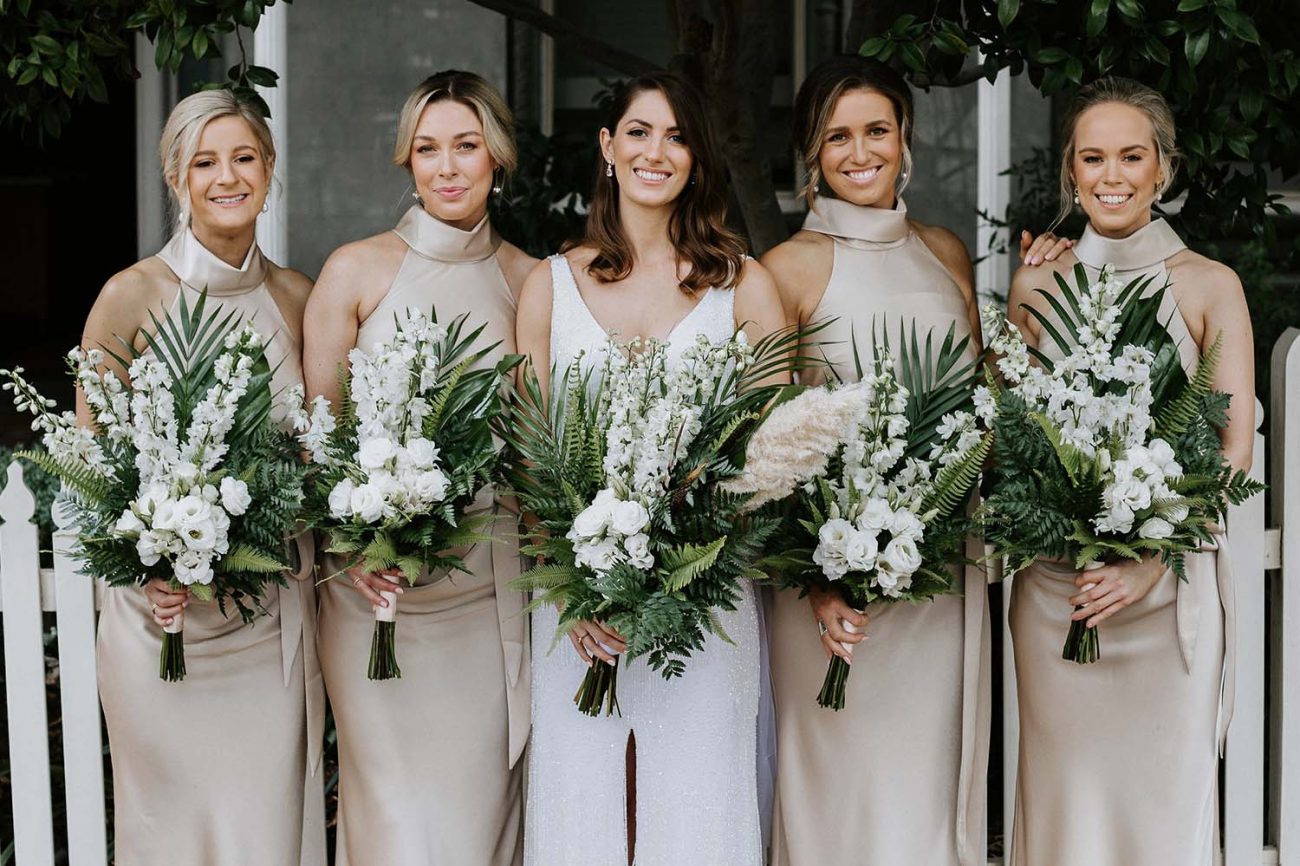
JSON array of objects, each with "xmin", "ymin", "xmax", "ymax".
[
  {"xmin": 199, "ymin": 207, "xmax": 258, "ymax": 232},
  {"xmin": 425, "ymin": 199, "xmax": 487, "ymax": 226},
  {"xmin": 623, "ymin": 185, "xmax": 687, "ymax": 209},
  {"xmin": 1085, "ymin": 207, "xmax": 1148, "ymax": 236},
  {"xmin": 827, "ymin": 185, "xmax": 891, "ymax": 209}
]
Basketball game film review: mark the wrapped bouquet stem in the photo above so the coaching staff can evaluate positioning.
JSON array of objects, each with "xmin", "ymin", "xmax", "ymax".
[
  {"xmin": 294, "ymin": 306, "xmax": 519, "ymax": 681},
  {"xmin": 980, "ymin": 264, "xmax": 1263, "ymax": 664},
  {"xmin": 2, "ymin": 291, "xmax": 306, "ymax": 681},
  {"xmin": 1062, "ymin": 560, "xmax": 1105, "ymax": 664}
]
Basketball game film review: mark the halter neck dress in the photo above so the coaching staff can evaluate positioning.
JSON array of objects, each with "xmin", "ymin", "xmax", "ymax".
[
  {"xmin": 1008, "ymin": 218, "xmax": 1236, "ymax": 866},
  {"xmin": 768, "ymin": 197, "xmax": 992, "ymax": 866},
  {"xmin": 316, "ymin": 205, "xmax": 529, "ymax": 866},
  {"xmin": 525, "ymin": 254, "xmax": 763, "ymax": 866},
  {"xmin": 96, "ymin": 228, "xmax": 324, "ymax": 866}
]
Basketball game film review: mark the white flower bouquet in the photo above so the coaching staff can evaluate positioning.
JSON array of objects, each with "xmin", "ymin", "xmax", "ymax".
[
  {"xmin": 2, "ymin": 293, "xmax": 307, "ymax": 680},
  {"xmin": 294, "ymin": 306, "xmax": 519, "ymax": 680},
  {"xmin": 732, "ymin": 323, "xmax": 989, "ymax": 709},
  {"xmin": 504, "ymin": 328, "xmax": 802, "ymax": 716},
  {"xmin": 980, "ymin": 264, "xmax": 1263, "ymax": 663}
]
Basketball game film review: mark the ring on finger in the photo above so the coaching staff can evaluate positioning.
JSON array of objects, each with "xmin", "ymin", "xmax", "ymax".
[
  {"xmin": 817, "ymin": 620, "xmax": 828, "ymax": 636},
  {"xmin": 151, "ymin": 603, "xmax": 158, "ymax": 614}
]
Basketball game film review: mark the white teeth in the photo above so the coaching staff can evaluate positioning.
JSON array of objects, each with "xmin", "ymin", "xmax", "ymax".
[
  {"xmin": 634, "ymin": 168, "xmax": 669, "ymax": 181},
  {"xmin": 1098, "ymin": 194, "xmax": 1130, "ymax": 204},
  {"xmin": 846, "ymin": 167, "xmax": 880, "ymax": 181},
  {"xmin": 213, "ymin": 195, "xmax": 247, "ymax": 204}
]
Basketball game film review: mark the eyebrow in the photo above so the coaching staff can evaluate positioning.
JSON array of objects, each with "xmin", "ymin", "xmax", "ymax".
[
  {"xmin": 192, "ymin": 145, "xmax": 257, "ymax": 158},
  {"xmin": 825, "ymin": 119, "xmax": 893, "ymax": 133},
  {"xmin": 625, "ymin": 118, "xmax": 681, "ymax": 132},
  {"xmin": 1077, "ymin": 144, "xmax": 1151, "ymax": 153},
  {"xmin": 413, "ymin": 131, "xmax": 484, "ymax": 142}
]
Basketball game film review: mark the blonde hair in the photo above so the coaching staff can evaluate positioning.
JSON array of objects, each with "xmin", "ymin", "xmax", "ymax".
[
  {"xmin": 392, "ymin": 70, "xmax": 517, "ymax": 180},
  {"xmin": 159, "ymin": 89, "xmax": 276, "ymax": 229},
  {"xmin": 1052, "ymin": 76, "xmax": 1180, "ymax": 229},
  {"xmin": 793, "ymin": 55, "xmax": 914, "ymax": 209}
]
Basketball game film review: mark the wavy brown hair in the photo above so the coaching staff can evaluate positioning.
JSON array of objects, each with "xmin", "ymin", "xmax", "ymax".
[{"xmin": 569, "ymin": 71, "xmax": 746, "ymax": 294}]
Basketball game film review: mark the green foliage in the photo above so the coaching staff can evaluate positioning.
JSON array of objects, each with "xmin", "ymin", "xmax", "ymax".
[
  {"xmin": 0, "ymin": 442, "xmax": 58, "ymax": 553},
  {"xmin": 863, "ymin": 1, "xmax": 1299, "ymax": 245},
  {"xmin": 0, "ymin": 0, "xmax": 289, "ymax": 140}
]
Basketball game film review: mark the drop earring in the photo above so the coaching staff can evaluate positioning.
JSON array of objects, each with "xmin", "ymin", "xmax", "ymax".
[
  {"xmin": 605, "ymin": 160, "xmax": 614, "ymax": 178},
  {"xmin": 1073, "ymin": 187, "xmax": 1080, "ymax": 205},
  {"xmin": 261, "ymin": 201, "xmax": 269, "ymax": 214}
]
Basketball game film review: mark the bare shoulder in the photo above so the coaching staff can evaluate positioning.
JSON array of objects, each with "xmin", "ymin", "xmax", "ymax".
[
  {"xmin": 1011, "ymin": 250, "xmax": 1078, "ymax": 300},
  {"xmin": 759, "ymin": 230, "xmax": 830, "ymax": 284},
  {"xmin": 910, "ymin": 220, "xmax": 968, "ymax": 265},
  {"xmin": 315, "ymin": 230, "xmax": 407, "ymax": 297},
  {"xmin": 495, "ymin": 239, "xmax": 539, "ymax": 301},
  {"xmin": 518, "ymin": 255, "xmax": 557, "ymax": 307},
  {"xmin": 98, "ymin": 257, "xmax": 173, "ymax": 309},
  {"xmin": 734, "ymin": 256, "xmax": 777, "ymax": 297},
  {"xmin": 1166, "ymin": 248, "xmax": 1243, "ymax": 297},
  {"xmin": 265, "ymin": 263, "xmax": 313, "ymax": 325}
]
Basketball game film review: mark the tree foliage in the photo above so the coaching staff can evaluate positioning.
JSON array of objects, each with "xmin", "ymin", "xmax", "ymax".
[
  {"xmin": 860, "ymin": 0, "xmax": 1299, "ymax": 243},
  {"xmin": 0, "ymin": 0, "xmax": 288, "ymax": 140}
]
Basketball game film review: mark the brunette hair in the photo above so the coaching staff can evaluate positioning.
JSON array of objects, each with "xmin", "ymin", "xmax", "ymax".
[
  {"xmin": 1051, "ymin": 76, "xmax": 1180, "ymax": 229},
  {"xmin": 159, "ymin": 89, "xmax": 275, "ymax": 229},
  {"xmin": 572, "ymin": 70, "xmax": 745, "ymax": 293},
  {"xmin": 793, "ymin": 55, "xmax": 914, "ymax": 208},
  {"xmin": 393, "ymin": 69, "xmax": 517, "ymax": 178}
]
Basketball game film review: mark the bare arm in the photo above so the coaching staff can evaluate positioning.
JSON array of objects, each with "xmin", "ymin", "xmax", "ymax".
[
  {"xmin": 1197, "ymin": 265, "xmax": 1255, "ymax": 472},
  {"xmin": 75, "ymin": 267, "xmax": 169, "ymax": 428},
  {"xmin": 302, "ymin": 249, "xmax": 369, "ymax": 408},
  {"xmin": 733, "ymin": 259, "xmax": 792, "ymax": 388},
  {"xmin": 916, "ymin": 223, "xmax": 983, "ymax": 353},
  {"xmin": 514, "ymin": 259, "xmax": 555, "ymax": 401}
]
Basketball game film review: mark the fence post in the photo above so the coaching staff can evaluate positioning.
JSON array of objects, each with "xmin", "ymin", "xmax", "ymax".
[
  {"xmin": 1270, "ymin": 328, "xmax": 1300, "ymax": 862},
  {"xmin": 0, "ymin": 461, "xmax": 56, "ymax": 865},
  {"xmin": 1224, "ymin": 398, "xmax": 1267, "ymax": 865},
  {"xmin": 53, "ymin": 499, "xmax": 109, "ymax": 865}
]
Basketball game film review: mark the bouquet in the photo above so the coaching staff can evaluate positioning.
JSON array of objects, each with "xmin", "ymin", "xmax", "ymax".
[
  {"xmin": 503, "ymin": 328, "xmax": 800, "ymax": 716},
  {"xmin": 731, "ymin": 324, "xmax": 990, "ymax": 709},
  {"xmin": 294, "ymin": 306, "xmax": 519, "ymax": 680},
  {"xmin": 2, "ymin": 292, "xmax": 306, "ymax": 681},
  {"xmin": 980, "ymin": 264, "xmax": 1263, "ymax": 663}
]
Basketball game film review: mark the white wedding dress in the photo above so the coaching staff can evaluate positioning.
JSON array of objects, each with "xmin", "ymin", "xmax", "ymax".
[{"xmin": 524, "ymin": 254, "xmax": 763, "ymax": 866}]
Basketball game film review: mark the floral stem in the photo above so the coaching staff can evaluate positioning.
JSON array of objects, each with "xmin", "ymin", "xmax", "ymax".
[
  {"xmin": 1062, "ymin": 610, "xmax": 1100, "ymax": 664},
  {"xmin": 574, "ymin": 656, "xmax": 621, "ymax": 717},
  {"xmin": 368, "ymin": 620, "xmax": 401, "ymax": 680},
  {"xmin": 159, "ymin": 629, "xmax": 186, "ymax": 681},
  {"xmin": 816, "ymin": 654, "xmax": 852, "ymax": 710}
]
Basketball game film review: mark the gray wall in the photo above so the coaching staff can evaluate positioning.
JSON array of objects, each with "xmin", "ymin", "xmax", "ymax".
[{"xmin": 285, "ymin": 0, "xmax": 507, "ymax": 277}]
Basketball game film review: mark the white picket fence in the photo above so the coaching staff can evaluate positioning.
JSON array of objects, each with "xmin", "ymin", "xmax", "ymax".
[{"xmin": 1, "ymin": 329, "xmax": 1299, "ymax": 865}]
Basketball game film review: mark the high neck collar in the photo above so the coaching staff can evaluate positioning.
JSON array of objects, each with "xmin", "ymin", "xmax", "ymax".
[
  {"xmin": 393, "ymin": 205, "xmax": 499, "ymax": 263},
  {"xmin": 802, "ymin": 196, "xmax": 910, "ymax": 245},
  {"xmin": 157, "ymin": 229, "xmax": 267, "ymax": 296},
  {"xmin": 1074, "ymin": 218, "xmax": 1186, "ymax": 273}
]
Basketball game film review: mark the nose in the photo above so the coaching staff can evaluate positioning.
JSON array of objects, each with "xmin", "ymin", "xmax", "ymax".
[
  {"xmin": 1102, "ymin": 158, "xmax": 1123, "ymax": 185},
  {"xmin": 852, "ymin": 135, "xmax": 869, "ymax": 166},
  {"xmin": 217, "ymin": 157, "xmax": 237, "ymax": 185},
  {"xmin": 437, "ymin": 148, "xmax": 457, "ymax": 177},
  {"xmin": 644, "ymin": 134, "xmax": 665, "ymax": 161}
]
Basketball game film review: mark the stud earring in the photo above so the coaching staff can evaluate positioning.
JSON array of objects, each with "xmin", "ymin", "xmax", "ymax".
[
  {"xmin": 261, "ymin": 201, "xmax": 269, "ymax": 214},
  {"xmin": 492, "ymin": 182, "xmax": 503, "ymax": 196},
  {"xmin": 813, "ymin": 184, "xmax": 820, "ymax": 194},
  {"xmin": 900, "ymin": 170, "xmax": 909, "ymax": 183},
  {"xmin": 412, "ymin": 191, "xmax": 420, "ymax": 201},
  {"xmin": 605, "ymin": 161, "xmax": 614, "ymax": 178},
  {"xmin": 1073, "ymin": 187, "xmax": 1080, "ymax": 205}
]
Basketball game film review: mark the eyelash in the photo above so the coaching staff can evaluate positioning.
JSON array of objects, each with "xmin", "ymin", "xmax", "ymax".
[
  {"xmin": 627, "ymin": 128, "xmax": 685, "ymax": 144},
  {"xmin": 1083, "ymin": 155, "xmax": 1143, "ymax": 163}
]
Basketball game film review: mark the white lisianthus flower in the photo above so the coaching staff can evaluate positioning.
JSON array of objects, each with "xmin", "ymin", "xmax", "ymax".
[
  {"xmin": 575, "ymin": 538, "xmax": 619, "ymax": 573},
  {"xmin": 874, "ymin": 566, "xmax": 913, "ymax": 598},
  {"xmin": 219, "ymin": 477, "xmax": 251, "ymax": 516},
  {"xmin": 150, "ymin": 498, "xmax": 179, "ymax": 531},
  {"xmin": 358, "ymin": 437, "xmax": 398, "ymax": 471},
  {"xmin": 623, "ymin": 532, "xmax": 654, "ymax": 570},
  {"xmin": 1109, "ymin": 478, "xmax": 1153, "ymax": 514},
  {"xmin": 571, "ymin": 500, "xmax": 612, "ymax": 541},
  {"xmin": 1147, "ymin": 438, "xmax": 1182, "ymax": 478},
  {"xmin": 857, "ymin": 498, "xmax": 894, "ymax": 532},
  {"xmin": 1093, "ymin": 502, "xmax": 1136, "ymax": 535},
  {"xmin": 412, "ymin": 469, "xmax": 450, "ymax": 503},
  {"xmin": 350, "ymin": 483, "xmax": 386, "ymax": 523},
  {"xmin": 173, "ymin": 550, "xmax": 214, "ymax": 586},
  {"xmin": 172, "ymin": 461, "xmax": 200, "ymax": 486},
  {"xmin": 403, "ymin": 437, "xmax": 439, "ymax": 470},
  {"xmin": 888, "ymin": 510, "xmax": 925, "ymax": 542},
  {"xmin": 136, "ymin": 530, "xmax": 168, "ymax": 567},
  {"xmin": 817, "ymin": 518, "xmax": 853, "ymax": 554},
  {"xmin": 1138, "ymin": 517, "xmax": 1175, "ymax": 540},
  {"xmin": 114, "ymin": 509, "xmax": 145, "ymax": 536},
  {"xmin": 172, "ymin": 495, "xmax": 212, "ymax": 530},
  {"xmin": 880, "ymin": 536, "xmax": 923, "ymax": 576},
  {"xmin": 181, "ymin": 518, "xmax": 218, "ymax": 552},
  {"xmin": 610, "ymin": 499, "xmax": 651, "ymax": 536},
  {"xmin": 843, "ymin": 529, "xmax": 879, "ymax": 572},
  {"xmin": 328, "ymin": 478, "xmax": 356, "ymax": 518},
  {"xmin": 136, "ymin": 482, "xmax": 169, "ymax": 517}
]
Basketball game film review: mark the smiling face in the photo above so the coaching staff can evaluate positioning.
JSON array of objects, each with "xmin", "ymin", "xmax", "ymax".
[
  {"xmin": 181, "ymin": 115, "xmax": 272, "ymax": 235},
  {"xmin": 1070, "ymin": 101, "xmax": 1163, "ymax": 238},
  {"xmin": 408, "ymin": 98, "xmax": 496, "ymax": 230},
  {"xmin": 817, "ymin": 88, "xmax": 904, "ymax": 209},
  {"xmin": 600, "ymin": 88, "xmax": 693, "ymax": 210}
]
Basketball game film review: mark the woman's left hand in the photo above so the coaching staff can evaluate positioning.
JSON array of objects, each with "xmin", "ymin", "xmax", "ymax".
[{"xmin": 1068, "ymin": 556, "xmax": 1170, "ymax": 628}]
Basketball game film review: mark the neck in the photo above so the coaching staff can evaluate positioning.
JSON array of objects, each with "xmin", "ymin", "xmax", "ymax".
[
  {"xmin": 190, "ymin": 220, "xmax": 256, "ymax": 268},
  {"xmin": 617, "ymin": 196, "xmax": 676, "ymax": 265},
  {"xmin": 1089, "ymin": 210, "xmax": 1153, "ymax": 240},
  {"xmin": 426, "ymin": 202, "xmax": 488, "ymax": 232}
]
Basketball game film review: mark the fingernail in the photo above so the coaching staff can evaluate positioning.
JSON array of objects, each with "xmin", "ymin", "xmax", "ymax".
[
  {"xmin": 605, "ymin": 658, "xmax": 616, "ymax": 666},
  {"xmin": 396, "ymin": 587, "xmax": 404, "ymax": 594},
  {"xmin": 165, "ymin": 617, "xmax": 173, "ymax": 625},
  {"xmin": 182, "ymin": 601, "xmax": 189, "ymax": 608},
  {"xmin": 381, "ymin": 599, "xmax": 389, "ymax": 608},
  {"xmin": 1032, "ymin": 256, "xmax": 1042, "ymax": 265}
]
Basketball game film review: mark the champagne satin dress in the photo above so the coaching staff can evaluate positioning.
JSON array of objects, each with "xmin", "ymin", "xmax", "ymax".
[
  {"xmin": 96, "ymin": 228, "xmax": 324, "ymax": 865},
  {"xmin": 1009, "ymin": 218, "xmax": 1236, "ymax": 866},
  {"xmin": 317, "ymin": 205, "xmax": 529, "ymax": 866},
  {"xmin": 769, "ymin": 198, "xmax": 991, "ymax": 866}
]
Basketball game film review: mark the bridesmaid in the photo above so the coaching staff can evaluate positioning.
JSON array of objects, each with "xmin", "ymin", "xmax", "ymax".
[
  {"xmin": 303, "ymin": 70, "xmax": 534, "ymax": 865},
  {"xmin": 85, "ymin": 90, "xmax": 322, "ymax": 865},
  {"xmin": 761, "ymin": 55, "xmax": 1005, "ymax": 866},
  {"xmin": 1007, "ymin": 76, "xmax": 1253, "ymax": 866}
]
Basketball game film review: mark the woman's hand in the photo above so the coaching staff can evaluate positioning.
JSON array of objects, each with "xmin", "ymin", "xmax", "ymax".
[
  {"xmin": 568, "ymin": 620, "xmax": 627, "ymax": 667},
  {"xmin": 809, "ymin": 585, "xmax": 868, "ymax": 663},
  {"xmin": 1018, "ymin": 229, "xmax": 1074, "ymax": 266},
  {"xmin": 344, "ymin": 564, "xmax": 405, "ymax": 610},
  {"xmin": 144, "ymin": 579, "xmax": 188, "ymax": 628},
  {"xmin": 1069, "ymin": 556, "xmax": 1170, "ymax": 628}
]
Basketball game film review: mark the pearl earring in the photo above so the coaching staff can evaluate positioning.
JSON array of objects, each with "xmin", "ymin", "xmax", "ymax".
[
  {"xmin": 605, "ymin": 161, "xmax": 614, "ymax": 178},
  {"xmin": 813, "ymin": 184, "xmax": 820, "ymax": 194},
  {"xmin": 492, "ymin": 182, "xmax": 503, "ymax": 196},
  {"xmin": 260, "ymin": 201, "xmax": 269, "ymax": 214},
  {"xmin": 1073, "ymin": 187, "xmax": 1080, "ymax": 205}
]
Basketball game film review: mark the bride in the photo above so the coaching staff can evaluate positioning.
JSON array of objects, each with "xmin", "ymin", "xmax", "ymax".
[{"xmin": 515, "ymin": 70, "xmax": 787, "ymax": 865}]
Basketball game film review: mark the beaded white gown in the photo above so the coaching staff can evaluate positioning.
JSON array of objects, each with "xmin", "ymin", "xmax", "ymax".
[{"xmin": 524, "ymin": 254, "xmax": 762, "ymax": 866}]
